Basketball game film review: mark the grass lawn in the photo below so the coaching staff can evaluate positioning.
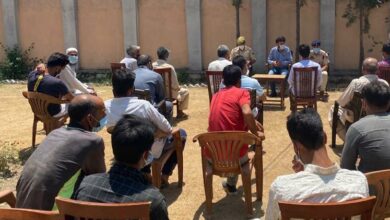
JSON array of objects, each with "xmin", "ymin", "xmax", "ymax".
[{"xmin": 0, "ymin": 83, "xmax": 345, "ymax": 219}]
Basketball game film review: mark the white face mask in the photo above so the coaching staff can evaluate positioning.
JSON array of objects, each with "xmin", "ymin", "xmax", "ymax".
[
  {"xmin": 313, "ymin": 48, "xmax": 321, "ymax": 54},
  {"xmin": 143, "ymin": 151, "xmax": 154, "ymax": 168},
  {"xmin": 279, "ymin": 45, "xmax": 285, "ymax": 51}
]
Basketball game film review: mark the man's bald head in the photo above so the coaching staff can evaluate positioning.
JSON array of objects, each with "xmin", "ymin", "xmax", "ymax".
[
  {"xmin": 362, "ymin": 57, "xmax": 378, "ymax": 75},
  {"xmin": 68, "ymin": 94, "xmax": 105, "ymax": 123}
]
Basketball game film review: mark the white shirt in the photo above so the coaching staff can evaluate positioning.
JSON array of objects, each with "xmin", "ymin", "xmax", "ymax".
[
  {"xmin": 57, "ymin": 65, "xmax": 91, "ymax": 94},
  {"xmin": 120, "ymin": 57, "xmax": 138, "ymax": 71},
  {"xmin": 288, "ymin": 60, "xmax": 322, "ymax": 95},
  {"xmin": 104, "ymin": 97, "xmax": 172, "ymax": 158},
  {"xmin": 207, "ymin": 58, "xmax": 232, "ymax": 71},
  {"xmin": 332, "ymin": 74, "xmax": 389, "ymax": 124},
  {"xmin": 265, "ymin": 163, "xmax": 369, "ymax": 220},
  {"xmin": 152, "ymin": 59, "xmax": 180, "ymax": 98}
]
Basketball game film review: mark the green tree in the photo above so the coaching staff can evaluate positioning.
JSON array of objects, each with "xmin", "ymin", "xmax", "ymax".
[
  {"xmin": 232, "ymin": 0, "xmax": 243, "ymax": 40},
  {"xmin": 342, "ymin": 0, "xmax": 389, "ymax": 71}
]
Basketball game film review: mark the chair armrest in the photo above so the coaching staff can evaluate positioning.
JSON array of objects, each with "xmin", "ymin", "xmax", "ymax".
[
  {"xmin": 22, "ymin": 91, "xmax": 28, "ymax": 99},
  {"xmin": 0, "ymin": 190, "xmax": 16, "ymax": 208},
  {"xmin": 172, "ymin": 128, "xmax": 184, "ymax": 152}
]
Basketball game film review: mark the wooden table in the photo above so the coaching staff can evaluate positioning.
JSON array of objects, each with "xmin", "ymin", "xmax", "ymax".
[{"xmin": 252, "ymin": 74, "xmax": 286, "ymax": 108}]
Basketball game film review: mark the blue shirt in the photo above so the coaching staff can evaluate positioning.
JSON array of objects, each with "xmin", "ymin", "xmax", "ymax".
[
  {"xmin": 267, "ymin": 46, "xmax": 293, "ymax": 68},
  {"xmin": 220, "ymin": 75, "xmax": 264, "ymax": 96},
  {"xmin": 134, "ymin": 66, "xmax": 165, "ymax": 104}
]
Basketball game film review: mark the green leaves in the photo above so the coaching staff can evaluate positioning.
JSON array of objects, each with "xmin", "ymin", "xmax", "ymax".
[{"xmin": 0, "ymin": 43, "xmax": 44, "ymax": 80}]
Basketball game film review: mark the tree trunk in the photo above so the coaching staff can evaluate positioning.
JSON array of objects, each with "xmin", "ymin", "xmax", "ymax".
[
  {"xmin": 295, "ymin": 0, "xmax": 301, "ymax": 62},
  {"xmin": 359, "ymin": 4, "xmax": 364, "ymax": 74},
  {"xmin": 235, "ymin": 5, "xmax": 240, "ymax": 39}
]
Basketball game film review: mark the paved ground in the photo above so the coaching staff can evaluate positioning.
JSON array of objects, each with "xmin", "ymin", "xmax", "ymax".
[{"xmin": 0, "ymin": 84, "xmax": 345, "ymax": 219}]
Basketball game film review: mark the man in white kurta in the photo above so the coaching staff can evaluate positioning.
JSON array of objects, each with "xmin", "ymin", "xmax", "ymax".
[
  {"xmin": 265, "ymin": 109, "xmax": 368, "ymax": 220},
  {"xmin": 153, "ymin": 47, "xmax": 189, "ymax": 118}
]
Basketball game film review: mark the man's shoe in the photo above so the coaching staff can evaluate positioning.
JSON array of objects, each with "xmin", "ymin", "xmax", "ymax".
[
  {"xmin": 222, "ymin": 181, "xmax": 238, "ymax": 195},
  {"xmin": 269, "ymin": 92, "xmax": 277, "ymax": 97}
]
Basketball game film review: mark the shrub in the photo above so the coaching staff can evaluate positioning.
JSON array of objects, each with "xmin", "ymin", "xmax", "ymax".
[
  {"xmin": 0, "ymin": 141, "xmax": 19, "ymax": 177},
  {"xmin": 0, "ymin": 43, "xmax": 44, "ymax": 80}
]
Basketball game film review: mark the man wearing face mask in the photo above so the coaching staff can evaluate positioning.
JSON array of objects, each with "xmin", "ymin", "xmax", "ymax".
[
  {"xmin": 153, "ymin": 46, "xmax": 190, "ymax": 118},
  {"xmin": 66, "ymin": 47, "xmax": 79, "ymax": 73},
  {"xmin": 27, "ymin": 52, "xmax": 74, "ymax": 117},
  {"xmin": 309, "ymin": 40, "xmax": 330, "ymax": 101},
  {"xmin": 230, "ymin": 36, "xmax": 256, "ymax": 74},
  {"xmin": 267, "ymin": 36, "xmax": 293, "ymax": 97},
  {"xmin": 265, "ymin": 108, "xmax": 368, "ymax": 220},
  {"xmin": 73, "ymin": 115, "xmax": 169, "ymax": 220},
  {"xmin": 16, "ymin": 94, "xmax": 107, "ymax": 210}
]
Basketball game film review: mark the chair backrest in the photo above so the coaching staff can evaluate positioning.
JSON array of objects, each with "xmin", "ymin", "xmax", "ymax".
[
  {"xmin": 55, "ymin": 197, "xmax": 150, "ymax": 220},
  {"xmin": 346, "ymin": 91, "xmax": 364, "ymax": 123},
  {"xmin": 292, "ymin": 67, "xmax": 318, "ymax": 98},
  {"xmin": 110, "ymin": 63, "xmax": 126, "ymax": 73},
  {"xmin": 366, "ymin": 169, "xmax": 390, "ymax": 219},
  {"xmin": 279, "ymin": 196, "xmax": 376, "ymax": 220},
  {"xmin": 378, "ymin": 66, "xmax": 390, "ymax": 84},
  {"xmin": 25, "ymin": 92, "xmax": 66, "ymax": 122},
  {"xmin": 0, "ymin": 190, "xmax": 16, "ymax": 208},
  {"xmin": 193, "ymin": 131, "xmax": 261, "ymax": 176},
  {"xmin": 205, "ymin": 71, "xmax": 223, "ymax": 103},
  {"xmin": 133, "ymin": 89, "xmax": 152, "ymax": 102},
  {"xmin": 0, "ymin": 208, "xmax": 59, "ymax": 220},
  {"xmin": 154, "ymin": 67, "xmax": 173, "ymax": 99}
]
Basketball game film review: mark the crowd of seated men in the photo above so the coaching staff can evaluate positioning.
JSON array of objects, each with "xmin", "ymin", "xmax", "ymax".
[{"xmin": 14, "ymin": 38, "xmax": 390, "ymax": 219}]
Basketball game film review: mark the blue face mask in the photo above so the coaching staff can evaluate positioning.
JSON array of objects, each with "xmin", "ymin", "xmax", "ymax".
[
  {"xmin": 313, "ymin": 48, "xmax": 321, "ymax": 54},
  {"xmin": 68, "ymin": 55, "xmax": 79, "ymax": 64},
  {"xmin": 144, "ymin": 151, "xmax": 154, "ymax": 167},
  {"xmin": 92, "ymin": 116, "xmax": 107, "ymax": 132}
]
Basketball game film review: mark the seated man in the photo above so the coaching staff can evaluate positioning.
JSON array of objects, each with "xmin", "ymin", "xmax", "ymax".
[
  {"xmin": 73, "ymin": 115, "xmax": 169, "ymax": 220},
  {"xmin": 230, "ymin": 36, "xmax": 256, "ymax": 73},
  {"xmin": 208, "ymin": 65, "xmax": 264, "ymax": 194},
  {"xmin": 208, "ymin": 44, "xmax": 232, "ymax": 71},
  {"xmin": 66, "ymin": 47, "xmax": 79, "ymax": 73},
  {"xmin": 310, "ymin": 40, "xmax": 330, "ymax": 99},
  {"xmin": 27, "ymin": 52, "xmax": 74, "ymax": 117},
  {"xmin": 120, "ymin": 45, "xmax": 140, "ymax": 71},
  {"xmin": 134, "ymin": 55, "xmax": 173, "ymax": 122},
  {"xmin": 16, "ymin": 94, "xmax": 107, "ymax": 210},
  {"xmin": 378, "ymin": 42, "xmax": 390, "ymax": 68},
  {"xmin": 267, "ymin": 36, "xmax": 293, "ymax": 96},
  {"xmin": 328, "ymin": 57, "xmax": 388, "ymax": 141},
  {"xmin": 288, "ymin": 44, "xmax": 322, "ymax": 96},
  {"xmin": 105, "ymin": 69, "xmax": 186, "ymax": 186},
  {"xmin": 341, "ymin": 81, "xmax": 390, "ymax": 173},
  {"xmin": 265, "ymin": 108, "xmax": 369, "ymax": 220},
  {"xmin": 153, "ymin": 47, "xmax": 190, "ymax": 118}
]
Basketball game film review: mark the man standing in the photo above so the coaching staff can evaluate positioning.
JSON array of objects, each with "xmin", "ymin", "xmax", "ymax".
[
  {"xmin": 267, "ymin": 36, "xmax": 293, "ymax": 97},
  {"xmin": 27, "ymin": 52, "xmax": 74, "ymax": 116},
  {"xmin": 288, "ymin": 44, "xmax": 322, "ymax": 96},
  {"xmin": 120, "ymin": 45, "xmax": 140, "ymax": 71},
  {"xmin": 208, "ymin": 65, "xmax": 264, "ymax": 194},
  {"xmin": 16, "ymin": 94, "xmax": 107, "ymax": 210},
  {"xmin": 341, "ymin": 81, "xmax": 390, "ymax": 173},
  {"xmin": 265, "ymin": 109, "xmax": 368, "ymax": 220},
  {"xmin": 310, "ymin": 40, "xmax": 330, "ymax": 100},
  {"xmin": 230, "ymin": 36, "xmax": 256, "ymax": 73},
  {"xmin": 328, "ymin": 57, "xmax": 388, "ymax": 141},
  {"xmin": 73, "ymin": 115, "xmax": 169, "ymax": 220},
  {"xmin": 208, "ymin": 45, "xmax": 232, "ymax": 71},
  {"xmin": 134, "ymin": 55, "xmax": 173, "ymax": 122},
  {"xmin": 153, "ymin": 47, "xmax": 190, "ymax": 118}
]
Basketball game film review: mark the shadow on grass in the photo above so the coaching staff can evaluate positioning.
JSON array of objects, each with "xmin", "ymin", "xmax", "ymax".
[
  {"xmin": 18, "ymin": 146, "xmax": 37, "ymax": 165},
  {"xmin": 329, "ymin": 144, "xmax": 344, "ymax": 157},
  {"xmin": 192, "ymin": 189, "xmax": 263, "ymax": 220},
  {"xmin": 161, "ymin": 182, "xmax": 184, "ymax": 207}
]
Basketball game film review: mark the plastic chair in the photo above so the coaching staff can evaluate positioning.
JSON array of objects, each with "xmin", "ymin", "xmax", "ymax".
[
  {"xmin": 56, "ymin": 197, "xmax": 150, "ymax": 220},
  {"xmin": 193, "ymin": 131, "xmax": 263, "ymax": 217},
  {"xmin": 366, "ymin": 169, "xmax": 390, "ymax": 220},
  {"xmin": 279, "ymin": 196, "xmax": 376, "ymax": 220}
]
